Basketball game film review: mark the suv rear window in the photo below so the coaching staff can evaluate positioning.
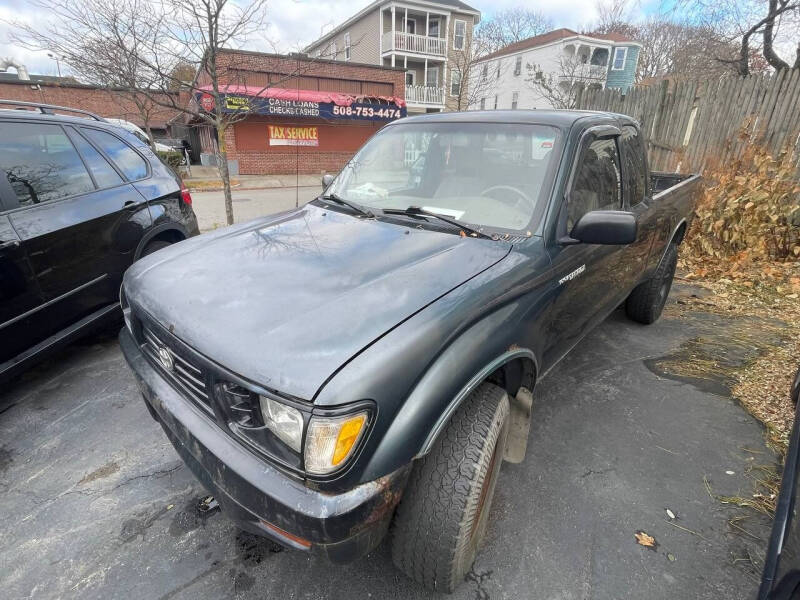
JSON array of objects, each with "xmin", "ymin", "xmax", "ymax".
[
  {"xmin": 0, "ymin": 122, "xmax": 95, "ymax": 206},
  {"xmin": 82, "ymin": 128, "xmax": 148, "ymax": 181}
]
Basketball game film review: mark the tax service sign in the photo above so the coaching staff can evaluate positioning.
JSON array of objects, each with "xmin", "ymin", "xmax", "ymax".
[{"xmin": 268, "ymin": 125, "xmax": 319, "ymax": 147}]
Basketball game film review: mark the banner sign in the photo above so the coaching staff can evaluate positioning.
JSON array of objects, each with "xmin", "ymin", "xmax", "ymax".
[
  {"xmin": 268, "ymin": 125, "xmax": 319, "ymax": 146},
  {"xmin": 201, "ymin": 93, "xmax": 406, "ymax": 122}
]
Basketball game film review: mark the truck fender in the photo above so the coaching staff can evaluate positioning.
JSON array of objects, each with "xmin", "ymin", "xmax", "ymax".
[
  {"xmin": 652, "ymin": 217, "xmax": 687, "ymax": 272},
  {"xmin": 357, "ymin": 302, "xmax": 541, "ymax": 484},
  {"xmin": 416, "ymin": 347, "xmax": 537, "ymax": 459}
]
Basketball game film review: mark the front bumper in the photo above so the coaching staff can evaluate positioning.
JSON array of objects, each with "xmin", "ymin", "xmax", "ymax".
[{"xmin": 119, "ymin": 328, "xmax": 409, "ymax": 562}]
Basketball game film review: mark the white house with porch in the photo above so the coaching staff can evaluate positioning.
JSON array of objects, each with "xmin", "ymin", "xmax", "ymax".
[
  {"xmin": 468, "ymin": 28, "xmax": 642, "ymax": 111},
  {"xmin": 304, "ymin": 0, "xmax": 481, "ymax": 114}
]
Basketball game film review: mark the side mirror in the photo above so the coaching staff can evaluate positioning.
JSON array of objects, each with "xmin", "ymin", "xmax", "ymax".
[
  {"xmin": 322, "ymin": 173, "xmax": 335, "ymax": 191},
  {"xmin": 564, "ymin": 210, "xmax": 637, "ymax": 245}
]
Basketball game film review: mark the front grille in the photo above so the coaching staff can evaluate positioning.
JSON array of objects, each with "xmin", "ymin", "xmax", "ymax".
[{"xmin": 140, "ymin": 323, "xmax": 213, "ymax": 414}]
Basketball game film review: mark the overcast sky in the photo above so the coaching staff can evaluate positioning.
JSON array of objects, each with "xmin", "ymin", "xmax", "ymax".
[{"xmin": 0, "ymin": 0, "xmax": 648, "ymax": 77}]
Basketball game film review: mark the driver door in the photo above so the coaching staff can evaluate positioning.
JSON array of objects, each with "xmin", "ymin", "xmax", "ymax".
[{"xmin": 542, "ymin": 128, "xmax": 629, "ymax": 370}]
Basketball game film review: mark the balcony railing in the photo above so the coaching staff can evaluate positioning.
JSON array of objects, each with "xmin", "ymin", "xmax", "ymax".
[
  {"xmin": 406, "ymin": 85, "xmax": 445, "ymax": 105},
  {"xmin": 562, "ymin": 64, "xmax": 608, "ymax": 80},
  {"xmin": 383, "ymin": 31, "xmax": 446, "ymax": 56}
]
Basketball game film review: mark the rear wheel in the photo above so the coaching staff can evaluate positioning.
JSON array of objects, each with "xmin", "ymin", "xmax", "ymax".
[
  {"xmin": 625, "ymin": 242, "xmax": 678, "ymax": 324},
  {"xmin": 391, "ymin": 382, "xmax": 510, "ymax": 592},
  {"xmin": 140, "ymin": 239, "xmax": 172, "ymax": 258}
]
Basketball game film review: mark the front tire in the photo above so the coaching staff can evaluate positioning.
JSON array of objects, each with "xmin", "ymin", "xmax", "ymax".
[
  {"xmin": 625, "ymin": 242, "xmax": 678, "ymax": 324},
  {"xmin": 391, "ymin": 382, "xmax": 510, "ymax": 592}
]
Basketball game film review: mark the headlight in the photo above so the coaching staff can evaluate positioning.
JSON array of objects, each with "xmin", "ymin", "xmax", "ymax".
[
  {"xmin": 260, "ymin": 395, "xmax": 304, "ymax": 453},
  {"xmin": 304, "ymin": 412, "xmax": 368, "ymax": 475}
]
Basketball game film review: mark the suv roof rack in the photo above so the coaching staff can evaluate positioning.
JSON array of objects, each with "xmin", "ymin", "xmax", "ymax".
[{"xmin": 0, "ymin": 99, "xmax": 105, "ymax": 121}]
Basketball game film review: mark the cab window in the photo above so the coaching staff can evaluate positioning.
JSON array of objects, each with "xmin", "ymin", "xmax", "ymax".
[
  {"xmin": 620, "ymin": 125, "xmax": 648, "ymax": 207},
  {"xmin": 0, "ymin": 122, "xmax": 95, "ymax": 207},
  {"xmin": 566, "ymin": 136, "xmax": 621, "ymax": 232}
]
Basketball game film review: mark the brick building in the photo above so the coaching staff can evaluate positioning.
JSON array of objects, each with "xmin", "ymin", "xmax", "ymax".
[
  {"xmin": 193, "ymin": 50, "xmax": 406, "ymax": 175},
  {"xmin": 0, "ymin": 77, "xmax": 180, "ymax": 136}
]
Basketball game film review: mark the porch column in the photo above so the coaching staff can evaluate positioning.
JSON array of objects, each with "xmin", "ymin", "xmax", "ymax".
[
  {"xmin": 391, "ymin": 5, "xmax": 396, "ymax": 67},
  {"xmin": 424, "ymin": 58, "xmax": 428, "ymax": 104},
  {"xmin": 404, "ymin": 7, "xmax": 408, "ymax": 33},
  {"xmin": 426, "ymin": 12, "xmax": 429, "ymax": 36}
]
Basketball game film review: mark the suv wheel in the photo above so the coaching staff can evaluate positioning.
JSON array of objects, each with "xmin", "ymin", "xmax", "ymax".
[
  {"xmin": 625, "ymin": 242, "xmax": 678, "ymax": 324},
  {"xmin": 140, "ymin": 239, "xmax": 172, "ymax": 258},
  {"xmin": 391, "ymin": 382, "xmax": 510, "ymax": 592}
]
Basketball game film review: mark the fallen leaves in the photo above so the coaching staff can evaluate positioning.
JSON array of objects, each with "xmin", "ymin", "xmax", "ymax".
[{"xmin": 635, "ymin": 531, "xmax": 658, "ymax": 550}]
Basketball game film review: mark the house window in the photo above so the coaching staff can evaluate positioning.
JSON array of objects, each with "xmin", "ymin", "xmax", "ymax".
[
  {"xmin": 480, "ymin": 97, "xmax": 486, "ymax": 110},
  {"xmin": 406, "ymin": 70, "xmax": 416, "ymax": 86},
  {"xmin": 512, "ymin": 91, "xmax": 519, "ymax": 109},
  {"xmin": 612, "ymin": 47, "xmax": 627, "ymax": 70},
  {"xmin": 453, "ymin": 19, "xmax": 466, "ymax": 50},
  {"xmin": 344, "ymin": 33, "xmax": 351, "ymax": 60},
  {"xmin": 496, "ymin": 62, "xmax": 501, "ymax": 79},
  {"xmin": 428, "ymin": 17, "xmax": 440, "ymax": 37},
  {"xmin": 450, "ymin": 68, "xmax": 461, "ymax": 96},
  {"xmin": 493, "ymin": 95, "xmax": 498, "ymax": 109},
  {"xmin": 481, "ymin": 63, "xmax": 488, "ymax": 81},
  {"xmin": 406, "ymin": 19, "xmax": 416, "ymax": 35},
  {"xmin": 514, "ymin": 56, "xmax": 522, "ymax": 76}
]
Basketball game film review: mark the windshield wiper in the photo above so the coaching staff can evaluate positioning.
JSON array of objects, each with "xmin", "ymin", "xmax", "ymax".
[
  {"xmin": 320, "ymin": 192, "xmax": 375, "ymax": 218},
  {"xmin": 382, "ymin": 206, "xmax": 495, "ymax": 240}
]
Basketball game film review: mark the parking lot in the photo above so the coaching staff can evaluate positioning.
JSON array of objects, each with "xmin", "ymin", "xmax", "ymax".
[{"xmin": 0, "ymin": 278, "xmax": 780, "ymax": 600}]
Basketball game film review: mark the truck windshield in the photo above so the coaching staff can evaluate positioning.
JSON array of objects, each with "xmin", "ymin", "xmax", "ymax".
[{"xmin": 326, "ymin": 122, "xmax": 561, "ymax": 232}]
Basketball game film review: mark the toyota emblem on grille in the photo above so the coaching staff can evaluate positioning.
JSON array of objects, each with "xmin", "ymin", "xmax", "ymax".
[{"xmin": 157, "ymin": 346, "xmax": 174, "ymax": 371}]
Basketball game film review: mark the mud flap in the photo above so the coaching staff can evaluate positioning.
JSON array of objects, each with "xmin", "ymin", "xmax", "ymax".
[{"xmin": 504, "ymin": 386, "xmax": 533, "ymax": 463}]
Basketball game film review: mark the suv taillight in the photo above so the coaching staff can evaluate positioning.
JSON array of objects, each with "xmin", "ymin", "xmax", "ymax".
[{"xmin": 180, "ymin": 183, "xmax": 192, "ymax": 205}]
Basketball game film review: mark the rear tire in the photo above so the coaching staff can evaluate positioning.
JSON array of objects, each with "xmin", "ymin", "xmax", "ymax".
[
  {"xmin": 140, "ymin": 239, "xmax": 172, "ymax": 258},
  {"xmin": 391, "ymin": 382, "xmax": 510, "ymax": 592},
  {"xmin": 625, "ymin": 242, "xmax": 678, "ymax": 324}
]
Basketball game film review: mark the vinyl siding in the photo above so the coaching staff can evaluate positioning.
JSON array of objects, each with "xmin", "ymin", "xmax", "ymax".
[
  {"xmin": 307, "ymin": 9, "xmax": 380, "ymax": 64},
  {"xmin": 606, "ymin": 45, "xmax": 639, "ymax": 92}
]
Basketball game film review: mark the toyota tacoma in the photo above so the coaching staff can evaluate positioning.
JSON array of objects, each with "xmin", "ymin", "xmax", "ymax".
[{"xmin": 119, "ymin": 110, "xmax": 700, "ymax": 592}]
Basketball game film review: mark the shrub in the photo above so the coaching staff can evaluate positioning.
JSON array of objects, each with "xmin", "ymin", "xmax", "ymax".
[
  {"xmin": 157, "ymin": 150, "xmax": 184, "ymax": 172},
  {"xmin": 686, "ymin": 146, "xmax": 800, "ymax": 262}
]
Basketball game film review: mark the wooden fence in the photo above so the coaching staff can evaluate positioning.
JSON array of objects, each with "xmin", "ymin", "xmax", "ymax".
[{"xmin": 574, "ymin": 69, "xmax": 800, "ymax": 175}]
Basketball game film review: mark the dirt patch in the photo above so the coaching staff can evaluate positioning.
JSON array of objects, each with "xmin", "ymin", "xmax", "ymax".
[
  {"xmin": 78, "ymin": 461, "xmax": 120, "ymax": 485},
  {"xmin": 0, "ymin": 446, "xmax": 15, "ymax": 474},
  {"xmin": 235, "ymin": 531, "xmax": 283, "ymax": 566},
  {"xmin": 644, "ymin": 312, "xmax": 787, "ymax": 397},
  {"xmin": 168, "ymin": 496, "xmax": 220, "ymax": 537}
]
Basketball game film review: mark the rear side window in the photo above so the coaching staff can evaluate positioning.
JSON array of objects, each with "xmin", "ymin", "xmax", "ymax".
[
  {"xmin": 82, "ymin": 128, "xmax": 148, "ymax": 180},
  {"xmin": 0, "ymin": 122, "xmax": 95, "ymax": 206},
  {"xmin": 567, "ymin": 136, "xmax": 621, "ymax": 231},
  {"xmin": 70, "ymin": 131, "xmax": 124, "ymax": 189},
  {"xmin": 620, "ymin": 125, "xmax": 648, "ymax": 206}
]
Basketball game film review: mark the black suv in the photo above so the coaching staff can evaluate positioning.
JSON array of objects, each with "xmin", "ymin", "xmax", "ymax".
[{"xmin": 0, "ymin": 101, "xmax": 199, "ymax": 381}]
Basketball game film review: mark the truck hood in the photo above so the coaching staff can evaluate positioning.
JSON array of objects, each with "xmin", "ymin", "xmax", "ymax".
[{"xmin": 125, "ymin": 204, "xmax": 511, "ymax": 400}]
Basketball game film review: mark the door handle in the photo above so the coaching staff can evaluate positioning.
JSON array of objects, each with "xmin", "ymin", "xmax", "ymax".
[{"xmin": 0, "ymin": 239, "xmax": 20, "ymax": 250}]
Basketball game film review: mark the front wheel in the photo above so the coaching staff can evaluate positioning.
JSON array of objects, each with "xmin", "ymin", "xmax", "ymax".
[
  {"xmin": 625, "ymin": 242, "xmax": 678, "ymax": 324},
  {"xmin": 391, "ymin": 382, "xmax": 510, "ymax": 592}
]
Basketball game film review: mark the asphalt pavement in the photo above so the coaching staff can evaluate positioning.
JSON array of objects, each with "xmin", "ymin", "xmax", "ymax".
[{"xmin": 0, "ymin": 283, "xmax": 782, "ymax": 600}]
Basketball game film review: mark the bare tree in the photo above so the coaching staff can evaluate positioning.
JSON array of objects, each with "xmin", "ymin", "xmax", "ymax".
[
  {"xmin": 525, "ymin": 53, "xmax": 599, "ymax": 110},
  {"xmin": 9, "ymin": 0, "xmax": 169, "ymax": 146},
  {"xmin": 474, "ymin": 8, "xmax": 554, "ymax": 54},
  {"xmin": 594, "ymin": 0, "xmax": 637, "ymax": 35},
  {"xmin": 678, "ymin": 0, "xmax": 800, "ymax": 75},
  {"xmin": 10, "ymin": 0, "xmax": 277, "ymax": 226}
]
